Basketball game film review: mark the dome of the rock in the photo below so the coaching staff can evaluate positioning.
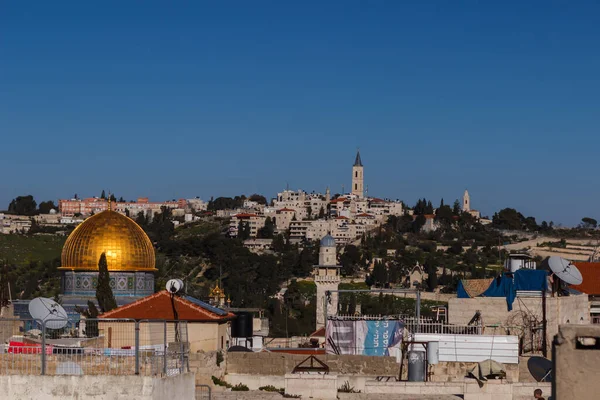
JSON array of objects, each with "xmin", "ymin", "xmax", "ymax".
[{"xmin": 60, "ymin": 210, "xmax": 156, "ymax": 272}]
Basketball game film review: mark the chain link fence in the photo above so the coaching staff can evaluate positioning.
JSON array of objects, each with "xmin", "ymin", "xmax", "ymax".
[{"xmin": 0, "ymin": 318, "xmax": 189, "ymax": 376}]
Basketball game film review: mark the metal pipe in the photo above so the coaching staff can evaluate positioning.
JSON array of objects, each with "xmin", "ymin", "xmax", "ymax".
[
  {"xmin": 135, "ymin": 321, "xmax": 140, "ymax": 375},
  {"xmin": 41, "ymin": 320, "xmax": 46, "ymax": 375},
  {"xmin": 416, "ymin": 290, "xmax": 421, "ymax": 334},
  {"xmin": 163, "ymin": 321, "xmax": 167, "ymax": 375}
]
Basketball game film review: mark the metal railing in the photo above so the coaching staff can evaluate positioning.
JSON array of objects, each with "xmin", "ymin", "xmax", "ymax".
[
  {"xmin": 332, "ymin": 314, "xmax": 484, "ymax": 335},
  {"xmin": 0, "ymin": 318, "xmax": 189, "ymax": 376},
  {"xmin": 196, "ymin": 384, "xmax": 211, "ymax": 400}
]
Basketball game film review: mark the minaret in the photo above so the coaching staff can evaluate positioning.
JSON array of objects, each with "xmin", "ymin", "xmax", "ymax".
[
  {"xmin": 314, "ymin": 234, "xmax": 340, "ymax": 330},
  {"xmin": 325, "ymin": 187, "xmax": 331, "ymax": 203},
  {"xmin": 463, "ymin": 189, "xmax": 470, "ymax": 212},
  {"xmin": 352, "ymin": 150, "xmax": 364, "ymax": 198}
]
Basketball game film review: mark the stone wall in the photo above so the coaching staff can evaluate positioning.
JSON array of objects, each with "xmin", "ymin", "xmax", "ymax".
[
  {"xmin": 226, "ymin": 352, "xmax": 398, "ymax": 376},
  {"xmin": 189, "ymin": 350, "xmax": 226, "ymax": 385},
  {"xmin": 0, "ymin": 373, "xmax": 195, "ymax": 400},
  {"xmin": 448, "ymin": 294, "xmax": 590, "ymax": 353},
  {"xmin": 429, "ymin": 361, "xmax": 519, "ymax": 383},
  {"xmin": 554, "ymin": 324, "xmax": 600, "ymax": 399}
]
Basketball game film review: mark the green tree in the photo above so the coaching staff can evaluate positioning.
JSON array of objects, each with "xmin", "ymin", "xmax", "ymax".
[
  {"xmin": 75, "ymin": 301, "xmax": 99, "ymax": 337},
  {"xmin": 257, "ymin": 217, "xmax": 274, "ymax": 238},
  {"xmin": 96, "ymin": 252, "xmax": 117, "ymax": 313},
  {"xmin": 100, "ymin": 190, "xmax": 106, "ymax": 199},
  {"xmin": 238, "ymin": 221, "xmax": 251, "ymax": 240},
  {"xmin": 318, "ymin": 207, "xmax": 325, "ymax": 219},
  {"xmin": 135, "ymin": 211, "xmax": 148, "ymax": 227},
  {"xmin": 412, "ymin": 215, "xmax": 426, "ymax": 233},
  {"xmin": 452, "ymin": 200, "xmax": 461, "ymax": 215},
  {"xmin": 272, "ymin": 234, "xmax": 286, "ymax": 253},
  {"xmin": 340, "ymin": 245, "xmax": 361, "ymax": 277},
  {"xmin": 581, "ymin": 217, "xmax": 598, "ymax": 229},
  {"xmin": 7, "ymin": 195, "xmax": 37, "ymax": 216},
  {"xmin": 371, "ymin": 260, "xmax": 387, "ymax": 287},
  {"xmin": 38, "ymin": 200, "xmax": 57, "ymax": 214},
  {"xmin": 307, "ymin": 206, "xmax": 312, "ymax": 219},
  {"xmin": 28, "ymin": 218, "xmax": 41, "ymax": 235},
  {"xmin": 248, "ymin": 194, "xmax": 267, "ymax": 205}
]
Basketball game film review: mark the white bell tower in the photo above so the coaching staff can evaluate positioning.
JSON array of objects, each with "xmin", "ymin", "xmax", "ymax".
[
  {"xmin": 462, "ymin": 189, "xmax": 470, "ymax": 212},
  {"xmin": 352, "ymin": 150, "xmax": 364, "ymax": 198}
]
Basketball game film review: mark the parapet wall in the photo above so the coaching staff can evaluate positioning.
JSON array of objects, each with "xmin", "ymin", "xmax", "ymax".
[
  {"xmin": 226, "ymin": 352, "xmax": 398, "ymax": 376},
  {"xmin": 0, "ymin": 373, "xmax": 195, "ymax": 400},
  {"xmin": 448, "ymin": 294, "xmax": 590, "ymax": 353}
]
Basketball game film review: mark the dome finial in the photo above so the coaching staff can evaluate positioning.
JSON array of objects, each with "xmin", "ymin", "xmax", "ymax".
[{"xmin": 107, "ymin": 191, "xmax": 112, "ymax": 211}]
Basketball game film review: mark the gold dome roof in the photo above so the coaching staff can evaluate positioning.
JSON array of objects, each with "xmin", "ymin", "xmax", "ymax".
[{"xmin": 60, "ymin": 210, "xmax": 156, "ymax": 272}]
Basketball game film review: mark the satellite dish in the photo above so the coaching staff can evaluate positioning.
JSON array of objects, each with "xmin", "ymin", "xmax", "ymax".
[
  {"xmin": 166, "ymin": 279, "xmax": 184, "ymax": 294},
  {"xmin": 527, "ymin": 356, "xmax": 552, "ymax": 382},
  {"xmin": 548, "ymin": 256, "xmax": 583, "ymax": 285},
  {"xmin": 28, "ymin": 297, "xmax": 68, "ymax": 330}
]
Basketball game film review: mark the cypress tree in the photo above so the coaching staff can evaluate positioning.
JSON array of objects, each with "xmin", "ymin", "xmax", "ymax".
[{"xmin": 96, "ymin": 252, "xmax": 117, "ymax": 313}]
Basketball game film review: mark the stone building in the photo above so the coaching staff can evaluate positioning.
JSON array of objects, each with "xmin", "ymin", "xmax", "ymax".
[{"xmin": 314, "ymin": 234, "xmax": 341, "ymax": 329}]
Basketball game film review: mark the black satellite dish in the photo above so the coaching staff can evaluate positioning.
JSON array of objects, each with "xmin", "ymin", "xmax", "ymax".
[{"xmin": 527, "ymin": 356, "xmax": 553, "ymax": 382}]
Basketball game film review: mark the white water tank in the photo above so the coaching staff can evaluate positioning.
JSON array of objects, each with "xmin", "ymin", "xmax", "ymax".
[{"xmin": 427, "ymin": 341, "xmax": 439, "ymax": 365}]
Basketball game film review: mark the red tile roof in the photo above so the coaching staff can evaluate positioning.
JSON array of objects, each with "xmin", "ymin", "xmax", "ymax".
[
  {"xmin": 356, "ymin": 213, "xmax": 374, "ymax": 218},
  {"xmin": 330, "ymin": 197, "xmax": 346, "ymax": 203},
  {"xmin": 234, "ymin": 213, "xmax": 258, "ymax": 218},
  {"xmin": 336, "ymin": 216, "xmax": 349, "ymax": 220},
  {"xmin": 369, "ymin": 198, "xmax": 385, "ymax": 203},
  {"xmin": 99, "ymin": 290, "xmax": 236, "ymax": 322},
  {"xmin": 572, "ymin": 262, "xmax": 600, "ymax": 295}
]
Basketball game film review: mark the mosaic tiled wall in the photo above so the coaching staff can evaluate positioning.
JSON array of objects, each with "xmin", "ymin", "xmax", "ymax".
[{"xmin": 62, "ymin": 271, "xmax": 154, "ymax": 297}]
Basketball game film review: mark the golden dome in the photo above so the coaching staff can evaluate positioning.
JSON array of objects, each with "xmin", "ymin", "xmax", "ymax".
[{"xmin": 60, "ymin": 210, "xmax": 156, "ymax": 272}]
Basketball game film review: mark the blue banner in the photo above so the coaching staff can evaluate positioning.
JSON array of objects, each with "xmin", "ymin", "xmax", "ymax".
[{"xmin": 326, "ymin": 319, "xmax": 403, "ymax": 356}]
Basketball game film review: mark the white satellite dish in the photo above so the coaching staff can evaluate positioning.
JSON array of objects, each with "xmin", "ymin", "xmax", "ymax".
[
  {"xmin": 28, "ymin": 297, "xmax": 69, "ymax": 330},
  {"xmin": 166, "ymin": 279, "xmax": 184, "ymax": 294},
  {"xmin": 548, "ymin": 256, "xmax": 583, "ymax": 286}
]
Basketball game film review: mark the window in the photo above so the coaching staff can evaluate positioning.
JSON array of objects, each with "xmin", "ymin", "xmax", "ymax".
[
  {"xmin": 355, "ymin": 171, "xmax": 358, "ymax": 178},
  {"xmin": 355, "ymin": 184, "xmax": 358, "ymax": 190}
]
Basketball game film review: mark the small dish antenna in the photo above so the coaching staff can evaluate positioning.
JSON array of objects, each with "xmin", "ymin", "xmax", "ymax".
[
  {"xmin": 527, "ymin": 356, "xmax": 552, "ymax": 382},
  {"xmin": 28, "ymin": 297, "xmax": 69, "ymax": 330},
  {"xmin": 166, "ymin": 279, "xmax": 184, "ymax": 294},
  {"xmin": 548, "ymin": 256, "xmax": 583, "ymax": 285}
]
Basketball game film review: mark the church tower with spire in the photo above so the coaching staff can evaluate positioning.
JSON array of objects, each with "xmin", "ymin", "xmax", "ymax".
[
  {"xmin": 352, "ymin": 150, "xmax": 364, "ymax": 198},
  {"xmin": 462, "ymin": 189, "xmax": 470, "ymax": 212}
]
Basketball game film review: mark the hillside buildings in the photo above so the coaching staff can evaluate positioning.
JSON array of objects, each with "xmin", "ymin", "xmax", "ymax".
[
  {"xmin": 58, "ymin": 196, "xmax": 207, "ymax": 220},
  {"xmin": 229, "ymin": 151, "xmax": 405, "ymax": 245}
]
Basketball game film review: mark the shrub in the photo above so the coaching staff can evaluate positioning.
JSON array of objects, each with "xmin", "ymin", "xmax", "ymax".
[
  {"xmin": 216, "ymin": 350, "xmax": 224, "ymax": 367},
  {"xmin": 259, "ymin": 385, "xmax": 284, "ymax": 393},
  {"xmin": 231, "ymin": 383, "xmax": 249, "ymax": 391},
  {"xmin": 338, "ymin": 381, "xmax": 360, "ymax": 393},
  {"xmin": 211, "ymin": 376, "xmax": 231, "ymax": 388}
]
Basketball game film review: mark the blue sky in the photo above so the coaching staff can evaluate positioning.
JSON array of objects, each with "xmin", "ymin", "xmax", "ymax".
[{"xmin": 1, "ymin": 1, "xmax": 599, "ymax": 226}]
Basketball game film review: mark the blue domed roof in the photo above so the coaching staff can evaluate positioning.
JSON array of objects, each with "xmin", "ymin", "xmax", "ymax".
[{"xmin": 320, "ymin": 234, "xmax": 336, "ymax": 247}]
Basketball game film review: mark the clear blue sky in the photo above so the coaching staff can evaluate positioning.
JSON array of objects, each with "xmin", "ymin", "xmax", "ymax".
[{"xmin": 1, "ymin": 1, "xmax": 599, "ymax": 226}]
